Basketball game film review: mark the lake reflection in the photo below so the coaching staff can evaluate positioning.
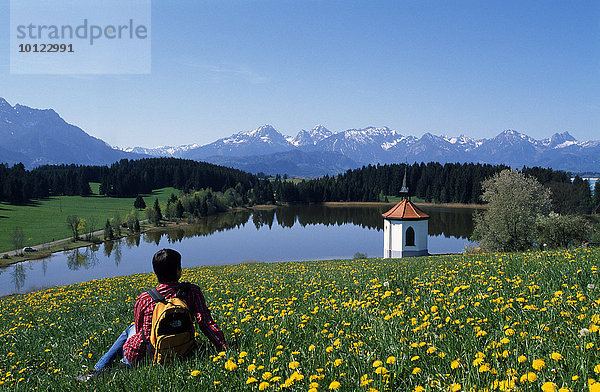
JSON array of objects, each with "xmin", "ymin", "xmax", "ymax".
[{"xmin": 0, "ymin": 204, "xmax": 476, "ymax": 296}]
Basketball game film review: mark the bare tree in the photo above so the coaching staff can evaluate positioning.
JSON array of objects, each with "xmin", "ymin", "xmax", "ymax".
[
  {"xmin": 13, "ymin": 227, "xmax": 24, "ymax": 256},
  {"xmin": 86, "ymin": 216, "xmax": 98, "ymax": 241}
]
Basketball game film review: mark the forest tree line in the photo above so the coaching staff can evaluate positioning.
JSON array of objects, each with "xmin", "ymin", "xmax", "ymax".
[{"xmin": 0, "ymin": 158, "xmax": 597, "ymax": 214}]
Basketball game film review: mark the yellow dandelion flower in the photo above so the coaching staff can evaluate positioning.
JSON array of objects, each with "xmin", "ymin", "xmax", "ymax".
[
  {"xmin": 373, "ymin": 360, "xmax": 383, "ymax": 367},
  {"xmin": 334, "ymin": 359, "xmax": 342, "ymax": 367},
  {"xmin": 262, "ymin": 372, "xmax": 273, "ymax": 380},
  {"xmin": 248, "ymin": 364, "xmax": 257, "ymax": 372},
  {"xmin": 386, "ymin": 356, "xmax": 396, "ymax": 364},
  {"xmin": 532, "ymin": 359, "xmax": 545, "ymax": 371},
  {"xmin": 451, "ymin": 359, "xmax": 460, "ymax": 369},
  {"xmin": 288, "ymin": 361, "xmax": 300, "ymax": 370},
  {"xmin": 259, "ymin": 381, "xmax": 270, "ymax": 391},
  {"xmin": 518, "ymin": 355, "xmax": 527, "ymax": 363},
  {"xmin": 595, "ymin": 364, "xmax": 600, "ymax": 374},
  {"xmin": 550, "ymin": 352, "xmax": 563, "ymax": 361},
  {"xmin": 246, "ymin": 377, "xmax": 258, "ymax": 384},
  {"xmin": 375, "ymin": 366, "xmax": 388, "ymax": 374},
  {"xmin": 329, "ymin": 380, "xmax": 341, "ymax": 389},
  {"xmin": 519, "ymin": 372, "xmax": 537, "ymax": 382},
  {"xmin": 541, "ymin": 382, "xmax": 558, "ymax": 392},
  {"xmin": 190, "ymin": 370, "xmax": 201, "ymax": 377},
  {"xmin": 360, "ymin": 374, "xmax": 373, "ymax": 386},
  {"xmin": 225, "ymin": 360, "xmax": 238, "ymax": 371},
  {"xmin": 290, "ymin": 371, "xmax": 304, "ymax": 381},
  {"xmin": 412, "ymin": 367, "xmax": 421, "ymax": 375},
  {"xmin": 473, "ymin": 357, "xmax": 484, "ymax": 366}
]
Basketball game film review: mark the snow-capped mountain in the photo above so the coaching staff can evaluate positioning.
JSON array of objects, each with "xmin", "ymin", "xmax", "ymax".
[
  {"xmin": 119, "ymin": 144, "xmax": 200, "ymax": 158},
  {"xmin": 181, "ymin": 125, "xmax": 295, "ymax": 160},
  {"xmin": 119, "ymin": 125, "xmax": 600, "ymax": 175},
  {"xmin": 291, "ymin": 125, "xmax": 333, "ymax": 147}
]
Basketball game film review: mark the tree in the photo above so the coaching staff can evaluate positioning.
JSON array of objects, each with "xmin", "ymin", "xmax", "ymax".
[
  {"xmin": 66, "ymin": 215, "xmax": 83, "ymax": 241},
  {"xmin": 85, "ymin": 216, "xmax": 98, "ymax": 241},
  {"xmin": 153, "ymin": 198, "xmax": 163, "ymax": 224},
  {"xmin": 13, "ymin": 227, "xmax": 24, "ymax": 256},
  {"xmin": 593, "ymin": 180, "xmax": 600, "ymax": 212},
  {"xmin": 111, "ymin": 212, "xmax": 122, "ymax": 237},
  {"xmin": 134, "ymin": 195, "xmax": 146, "ymax": 209},
  {"xmin": 472, "ymin": 169, "xmax": 552, "ymax": 251},
  {"xmin": 125, "ymin": 210, "xmax": 139, "ymax": 233},
  {"xmin": 536, "ymin": 213, "xmax": 593, "ymax": 249},
  {"xmin": 103, "ymin": 220, "xmax": 114, "ymax": 240},
  {"xmin": 176, "ymin": 200, "xmax": 185, "ymax": 219}
]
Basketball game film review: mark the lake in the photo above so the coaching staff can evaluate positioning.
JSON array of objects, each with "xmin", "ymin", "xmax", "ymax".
[{"xmin": 0, "ymin": 204, "xmax": 477, "ymax": 297}]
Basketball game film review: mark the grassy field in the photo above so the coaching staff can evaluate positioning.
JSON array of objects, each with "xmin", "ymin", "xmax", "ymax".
[
  {"xmin": 0, "ymin": 186, "xmax": 179, "ymax": 253},
  {"xmin": 0, "ymin": 248, "xmax": 599, "ymax": 391}
]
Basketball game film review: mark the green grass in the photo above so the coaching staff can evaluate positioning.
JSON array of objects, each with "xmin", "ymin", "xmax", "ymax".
[
  {"xmin": 0, "ymin": 186, "xmax": 179, "ymax": 253},
  {"xmin": 1, "ymin": 248, "xmax": 600, "ymax": 390}
]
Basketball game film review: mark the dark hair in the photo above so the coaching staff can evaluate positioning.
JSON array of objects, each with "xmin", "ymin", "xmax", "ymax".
[{"xmin": 152, "ymin": 249, "xmax": 181, "ymax": 283}]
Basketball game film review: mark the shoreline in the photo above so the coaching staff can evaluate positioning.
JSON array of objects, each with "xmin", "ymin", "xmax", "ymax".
[
  {"xmin": 320, "ymin": 201, "xmax": 486, "ymax": 209},
  {"xmin": 0, "ymin": 201, "xmax": 484, "ymax": 267},
  {"xmin": 0, "ymin": 220, "xmax": 187, "ymax": 268}
]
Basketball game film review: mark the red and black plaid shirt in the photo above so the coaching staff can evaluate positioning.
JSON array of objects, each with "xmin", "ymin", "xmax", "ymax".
[{"xmin": 123, "ymin": 282, "xmax": 226, "ymax": 364}]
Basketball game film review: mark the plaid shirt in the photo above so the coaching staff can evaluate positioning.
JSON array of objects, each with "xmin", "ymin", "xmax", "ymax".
[{"xmin": 123, "ymin": 282, "xmax": 226, "ymax": 364}]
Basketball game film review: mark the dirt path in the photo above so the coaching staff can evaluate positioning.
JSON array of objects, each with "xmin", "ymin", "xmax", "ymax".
[{"xmin": 0, "ymin": 228, "xmax": 106, "ymax": 258}]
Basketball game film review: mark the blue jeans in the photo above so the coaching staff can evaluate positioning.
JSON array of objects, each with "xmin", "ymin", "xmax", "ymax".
[{"xmin": 94, "ymin": 324, "xmax": 135, "ymax": 371}]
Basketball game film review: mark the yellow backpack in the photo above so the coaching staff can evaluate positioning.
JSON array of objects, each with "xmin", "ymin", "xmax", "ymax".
[{"xmin": 146, "ymin": 284, "xmax": 197, "ymax": 364}]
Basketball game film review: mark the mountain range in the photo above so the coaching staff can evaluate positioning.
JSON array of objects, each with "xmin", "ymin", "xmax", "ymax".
[
  {"xmin": 0, "ymin": 97, "xmax": 598, "ymax": 176},
  {"xmin": 135, "ymin": 124, "xmax": 599, "ymax": 176},
  {"xmin": 0, "ymin": 97, "xmax": 142, "ymax": 167}
]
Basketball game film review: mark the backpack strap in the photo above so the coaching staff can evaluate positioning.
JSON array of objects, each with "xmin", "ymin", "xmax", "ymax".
[
  {"xmin": 176, "ymin": 282, "xmax": 191, "ymax": 300},
  {"xmin": 142, "ymin": 288, "xmax": 166, "ymax": 348},
  {"xmin": 147, "ymin": 288, "xmax": 166, "ymax": 303}
]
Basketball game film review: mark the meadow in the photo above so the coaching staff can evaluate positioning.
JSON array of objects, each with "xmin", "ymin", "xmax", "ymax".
[
  {"xmin": 0, "ymin": 248, "xmax": 599, "ymax": 391},
  {"xmin": 0, "ymin": 186, "xmax": 178, "ymax": 253}
]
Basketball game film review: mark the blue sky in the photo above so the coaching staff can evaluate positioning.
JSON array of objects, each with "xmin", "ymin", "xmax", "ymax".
[{"xmin": 0, "ymin": 0, "xmax": 598, "ymax": 147}]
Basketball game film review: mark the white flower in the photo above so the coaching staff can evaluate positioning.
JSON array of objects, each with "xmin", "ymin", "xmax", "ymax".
[
  {"xmin": 588, "ymin": 284, "xmax": 595, "ymax": 290},
  {"xmin": 580, "ymin": 328, "xmax": 591, "ymax": 337},
  {"xmin": 383, "ymin": 281, "xmax": 389, "ymax": 287}
]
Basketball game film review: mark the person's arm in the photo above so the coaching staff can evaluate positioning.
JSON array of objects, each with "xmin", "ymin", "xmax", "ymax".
[
  {"xmin": 190, "ymin": 287, "xmax": 227, "ymax": 351},
  {"xmin": 123, "ymin": 294, "xmax": 149, "ymax": 363}
]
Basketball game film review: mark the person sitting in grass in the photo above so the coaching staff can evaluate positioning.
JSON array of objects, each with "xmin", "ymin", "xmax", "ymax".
[{"xmin": 77, "ymin": 248, "xmax": 226, "ymax": 381}]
